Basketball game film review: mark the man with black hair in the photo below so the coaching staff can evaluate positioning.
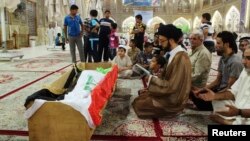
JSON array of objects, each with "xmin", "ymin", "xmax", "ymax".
[
  {"xmin": 88, "ymin": 10, "xmax": 100, "ymax": 62},
  {"xmin": 132, "ymin": 24, "xmax": 192, "ymax": 119},
  {"xmin": 193, "ymin": 31, "xmax": 243, "ymax": 111},
  {"xmin": 200, "ymin": 13, "xmax": 215, "ymax": 53},
  {"xmin": 197, "ymin": 48, "xmax": 250, "ymax": 125},
  {"xmin": 64, "ymin": 5, "xmax": 85, "ymax": 63},
  {"xmin": 132, "ymin": 14, "xmax": 146, "ymax": 51},
  {"xmin": 152, "ymin": 32, "xmax": 163, "ymax": 56},
  {"xmin": 98, "ymin": 10, "xmax": 115, "ymax": 62}
]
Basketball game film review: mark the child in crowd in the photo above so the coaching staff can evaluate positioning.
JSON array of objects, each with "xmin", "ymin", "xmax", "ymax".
[
  {"xmin": 88, "ymin": 10, "xmax": 100, "ymax": 62},
  {"xmin": 112, "ymin": 46, "xmax": 133, "ymax": 79},
  {"xmin": 152, "ymin": 32, "xmax": 163, "ymax": 56},
  {"xmin": 149, "ymin": 55, "xmax": 166, "ymax": 77},
  {"xmin": 138, "ymin": 55, "xmax": 166, "ymax": 95},
  {"xmin": 109, "ymin": 23, "xmax": 119, "ymax": 60},
  {"xmin": 55, "ymin": 33, "xmax": 65, "ymax": 51},
  {"xmin": 136, "ymin": 42, "xmax": 154, "ymax": 69},
  {"xmin": 127, "ymin": 39, "xmax": 141, "ymax": 65}
]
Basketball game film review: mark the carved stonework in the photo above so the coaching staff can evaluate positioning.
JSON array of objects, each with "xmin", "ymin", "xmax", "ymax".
[{"xmin": 177, "ymin": 0, "xmax": 191, "ymax": 13}]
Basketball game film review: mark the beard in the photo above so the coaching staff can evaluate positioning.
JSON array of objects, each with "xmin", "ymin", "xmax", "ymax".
[
  {"xmin": 216, "ymin": 49, "xmax": 224, "ymax": 56},
  {"xmin": 162, "ymin": 41, "xmax": 171, "ymax": 52}
]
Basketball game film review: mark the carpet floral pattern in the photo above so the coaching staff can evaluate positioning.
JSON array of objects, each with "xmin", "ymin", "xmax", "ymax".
[
  {"xmin": 0, "ymin": 58, "xmax": 70, "ymax": 72},
  {"xmin": 0, "ymin": 52, "xmax": 224, "ymax": 141},
  {"xmin": 0, "ymin": 72, "xmax": 63, "ymax": 131},
  {"xmin": 0, "ymin": 72, "xmax": 49, "ymax": 97}
]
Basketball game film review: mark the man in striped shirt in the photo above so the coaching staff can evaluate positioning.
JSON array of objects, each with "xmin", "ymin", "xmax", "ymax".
[
  {"xmin": 98, "ymin": 10, "xmax": 114, "ymax": 62},
  {"xmin": 200, "ymin": 13, "xmax": 215, "ymax": 53}
]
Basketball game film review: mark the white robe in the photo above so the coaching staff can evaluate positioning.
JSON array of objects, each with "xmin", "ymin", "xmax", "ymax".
[
  {"xmin": 47, "ymin": 28, "xmax": 55, "ymax": 46},
  {"xmin": 212, "ymin": 69, "xmax": 250, "ymax": 124}
]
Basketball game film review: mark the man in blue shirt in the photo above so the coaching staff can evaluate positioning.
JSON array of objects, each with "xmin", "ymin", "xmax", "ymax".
[{"xmin": 64, "ymin": 5, "xmax": 85, "ymax": 63}]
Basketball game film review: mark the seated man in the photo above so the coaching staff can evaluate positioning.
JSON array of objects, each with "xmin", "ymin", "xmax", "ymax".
[
  {"xmin": 55, "ymin": 33, "xmax": 65, "ymax": 51},
  {"xmin": 192, "ymin": 31, "xmax": 243, "ymax": 111},
  {"xmin": 239, "ymin": 38, "xmax": 250, "ymax": 53},
  {"xmin": 198, "ymin": 48, "xmax": 250, "ymax": 125},
  {"xmin": 188, "ymin": 30, "xmax": 212, "ymax": 110},
  {"xmin": 112, "ymin": 46, "xmax": 133, "ymax": 79},
  {"xmin": 132, "ymin": 24, "xmax": 192, "ymax": 119}
]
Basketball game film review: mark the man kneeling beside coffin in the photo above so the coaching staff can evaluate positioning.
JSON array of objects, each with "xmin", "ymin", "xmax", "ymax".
[{"xmin": 132, "ymin": 24, "xmax": 192, "ymax": 118}]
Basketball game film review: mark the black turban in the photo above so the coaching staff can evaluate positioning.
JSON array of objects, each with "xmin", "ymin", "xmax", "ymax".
[{"xmin": 158, "ymin": 24, "xmax": 183, "ymax": 42}]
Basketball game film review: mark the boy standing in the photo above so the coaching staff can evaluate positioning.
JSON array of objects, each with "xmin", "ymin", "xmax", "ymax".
[
  {"xmin": 109, "ymin": 23, "xmax": 119, "ymax": 60},
  {"xmin": 64, "ymin": 5, "xmax": 85, "ymax": 63},
  {"xmin": 132, "ymin": 14, "xmax": 146, "ymax": 51},
  {"xmin": 99, "ymin": 10, "xmax": 114, "ymax": 62},
  {"xmin": 88, "ymin": 10, "xmax": 100, "ymax": 62}
]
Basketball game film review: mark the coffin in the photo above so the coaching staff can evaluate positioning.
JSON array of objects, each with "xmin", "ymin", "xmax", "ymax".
[{"xmin": 27, "ymin": 63, "xmax": 118, "ymax": 141}]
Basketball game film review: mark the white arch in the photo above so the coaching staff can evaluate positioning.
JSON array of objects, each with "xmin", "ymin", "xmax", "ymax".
[
  {"xmin": 122, "ymin": 16, "xmax": 135, "ymax": 32},
  {"xmin": 193, "ymin": 16, "xmax": 201, "ymax": 29},
  {"xmin": 173, "ymin": 17, "xmax": 191, "ymax": 28},
  {"xmin": 225, "ymin": 6, "xmax": 240, "ymax": 32},
  {"xmin": 147, "ymin": 16, "xmax": 166, "ymax": 27},
  {"xmin": 212, "ymin": 10, "xmax": 223, "ymax": 32}
]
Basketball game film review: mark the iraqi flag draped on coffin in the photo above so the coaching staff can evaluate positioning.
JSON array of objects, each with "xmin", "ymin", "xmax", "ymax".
[{"xmin": 25, "ymin": 65, "xmax": 118, "ymax": 129}]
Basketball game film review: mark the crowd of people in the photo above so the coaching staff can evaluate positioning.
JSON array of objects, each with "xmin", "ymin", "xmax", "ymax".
[{"xmin": 62, "ymin": 4, "xmax": 250, "ymax": 125}]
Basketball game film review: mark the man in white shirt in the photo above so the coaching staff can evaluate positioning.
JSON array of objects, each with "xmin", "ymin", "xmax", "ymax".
[{"xmin": 200, "ymin": 13, "xmax": 215, "ymax": 53}]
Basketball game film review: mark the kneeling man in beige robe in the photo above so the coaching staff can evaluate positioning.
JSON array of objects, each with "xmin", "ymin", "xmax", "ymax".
[{"xmin": 132, "ymin": 24, "xmax": 192, "ymax": 119}]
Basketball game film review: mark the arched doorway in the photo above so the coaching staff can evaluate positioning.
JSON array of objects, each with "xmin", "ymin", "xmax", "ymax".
[
  {"xmin": 193, "ymin": 16, "xmax": 201, "ymax": 30},
  {"xmin": 122, "ymin": 16, "xmax": 135, "ymax": 33},
  {"xmin": 173, "ymin": 17, "xmax": 191, "ymax": 33},
  {"xmin": 147, "ymin": 16, "xmax": 166, "ymax": 33},
  {"xmin": 212, "ymin": 10, "xmax": 223, "ymax": 32},
  {"xmin": 225, "ymin": 6, "xmax": 240, "ymax": 32}
]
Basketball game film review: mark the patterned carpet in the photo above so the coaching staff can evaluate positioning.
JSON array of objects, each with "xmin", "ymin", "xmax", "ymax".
[
  {"xmin": 0, "ymin": 72, "xmax": 66, "ymax": 131},
  {"xmin": 92, "ymin": 79, "xmax": 214, "ymax": 141},
  {"xmin": 0, "ymin": 58, "xmax": 71, "ymax": 72},
  {"xmin": 36, "ymin": 52, "xmax": 79, "ymax": 62},
  {"xmin": 0, "ymin": 72, "xmax": 48, "ymax": 97},
  {"xmin": 0, "ymin": 53, "xmax": 222, "ymax": 141}
]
